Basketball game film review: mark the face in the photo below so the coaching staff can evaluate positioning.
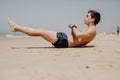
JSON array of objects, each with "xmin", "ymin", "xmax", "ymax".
[{"xmin": 84, "ymin": 13, "xmax": 94, "ymax": 25}]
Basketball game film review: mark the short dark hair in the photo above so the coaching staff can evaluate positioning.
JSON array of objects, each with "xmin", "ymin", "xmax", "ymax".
[{"xmin": 88, "ymin": 10, "xmax": 101, "ymax": 25}]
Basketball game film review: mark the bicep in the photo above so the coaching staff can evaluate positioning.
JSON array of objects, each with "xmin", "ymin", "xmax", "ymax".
[{"xmin": 77, "ymin": 31, "xmax": 90, "ymax": 38}]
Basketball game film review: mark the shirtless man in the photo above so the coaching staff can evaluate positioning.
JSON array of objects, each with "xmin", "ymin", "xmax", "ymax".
[{"xmin": 8, "ymin": 10, "xmax": 101, "ymax": 48}]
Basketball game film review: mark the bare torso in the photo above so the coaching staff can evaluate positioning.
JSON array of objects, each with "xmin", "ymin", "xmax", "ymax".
[{"xmin": 67, "ymin": 27, "xmax": 96, "ymax": 47}]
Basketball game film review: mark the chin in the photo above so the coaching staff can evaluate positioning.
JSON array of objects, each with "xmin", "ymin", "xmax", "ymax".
[
  {"xmin": 84, "ymin": 21, "xmax": 86, "ymax": 24},
  {"xmin": 84, "ymin": 20, "xmax": 87, "ymax": 24}
]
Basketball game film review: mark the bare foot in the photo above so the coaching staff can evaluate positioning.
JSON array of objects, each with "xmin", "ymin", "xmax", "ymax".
[{"xmin": 8, "ymin": 18, "xmax": 17, "ymax": 32}]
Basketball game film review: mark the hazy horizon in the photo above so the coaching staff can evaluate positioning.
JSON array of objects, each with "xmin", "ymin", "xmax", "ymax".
[{"xmin": 0, "ymin": 0, "xmax": 120, "ymax": 34}]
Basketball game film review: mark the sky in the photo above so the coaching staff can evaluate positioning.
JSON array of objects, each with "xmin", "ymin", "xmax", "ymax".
[{"xmin": 0, "ymin": 0, "xmax": 120, "ymax": 34}]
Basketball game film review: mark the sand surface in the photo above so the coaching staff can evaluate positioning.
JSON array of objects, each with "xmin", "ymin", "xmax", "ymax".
[{"xmin": 0, "ymin": 34, "xmax": 120, "ymax": 80}]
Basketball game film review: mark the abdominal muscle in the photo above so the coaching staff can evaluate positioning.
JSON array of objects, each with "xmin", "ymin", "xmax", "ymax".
[{"xmin": 67, "ymin": 34, "xmax": 96, "ymax": 47}]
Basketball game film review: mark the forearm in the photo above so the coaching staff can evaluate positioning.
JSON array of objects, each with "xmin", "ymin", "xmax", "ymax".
[
  {"xmin": 68, "ymin": 24, "xmax": 80, "ymax": 38},
  {"xmin": 71, "ymin": 27, "xmax": 80, "ymax": 38}
]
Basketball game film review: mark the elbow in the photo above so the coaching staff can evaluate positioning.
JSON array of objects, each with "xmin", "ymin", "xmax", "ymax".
[
  {"xmin": 75, "ymin": 35, "xmax": 82, "ymax": 42},
  {"xmin": 77, "ymin": 38, "xmax": 82, "ymax": 42},
  {"xmin": 75, "ymin": 33, "xmax": 80, "ymax": 38}
]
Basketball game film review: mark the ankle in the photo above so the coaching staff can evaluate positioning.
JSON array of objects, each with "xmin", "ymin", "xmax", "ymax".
[{"xmin": 13, "ymin": 24, "xmax": 18, "ymax": 32}]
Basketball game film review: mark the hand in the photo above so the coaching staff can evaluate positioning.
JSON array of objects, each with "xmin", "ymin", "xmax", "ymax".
[
  {"xmin": 68, "ymin": 24, "xmax": 77, "ymax": 29},
  {"xmin": 68, "ymin": 24, "xmax": 74, "ymax": 29}
]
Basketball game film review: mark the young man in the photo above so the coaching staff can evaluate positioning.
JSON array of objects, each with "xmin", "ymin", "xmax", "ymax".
[{"xmin": 8, "ymin": 10, "xmax": 101, "ymax": 48}]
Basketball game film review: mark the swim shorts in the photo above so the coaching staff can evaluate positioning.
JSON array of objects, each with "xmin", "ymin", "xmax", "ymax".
[{"xmin": 52, "ymin": 32, "xmax": 68, "ymax": 48}]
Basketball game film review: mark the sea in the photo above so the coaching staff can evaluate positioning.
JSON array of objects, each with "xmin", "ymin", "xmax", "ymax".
[{"xmin": 0, "ymin": 33, "xmax": 27, "ymax": 38}]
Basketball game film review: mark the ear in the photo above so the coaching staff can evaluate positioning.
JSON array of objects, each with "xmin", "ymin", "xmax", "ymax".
[{"xmin": 91, "ymin": 18, "xmax": 95, "ymax": 23}]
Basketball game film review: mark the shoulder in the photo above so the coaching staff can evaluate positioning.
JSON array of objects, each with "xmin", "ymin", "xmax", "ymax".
[{"xmin": 87, "ymin": 27, "xmax": 96, "ymax": 34}]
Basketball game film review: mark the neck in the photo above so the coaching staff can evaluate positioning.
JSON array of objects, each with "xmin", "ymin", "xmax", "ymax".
[{"xmin": 87, "ymin": 23, "xmax": 96, "ymax": 27}]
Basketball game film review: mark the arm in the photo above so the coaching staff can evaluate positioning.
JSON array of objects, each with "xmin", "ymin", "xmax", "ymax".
[
  {"xmin": 72, "ymin": 27, "xmax": 90, "ymax": 38},
  {"xmin": 68, "ymin": 24, "xmax": 91, "ymax": 40}
]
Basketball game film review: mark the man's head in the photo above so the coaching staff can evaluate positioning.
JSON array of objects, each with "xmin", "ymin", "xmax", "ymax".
[{"xmin": 84, "ymin": 10, "xmax": 101, "ymax": 25}]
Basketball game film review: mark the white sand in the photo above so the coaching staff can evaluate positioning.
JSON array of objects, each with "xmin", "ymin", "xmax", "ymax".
[{"xmin": 0, "ymin": 34, "xmax": 120, "ymax": 80}]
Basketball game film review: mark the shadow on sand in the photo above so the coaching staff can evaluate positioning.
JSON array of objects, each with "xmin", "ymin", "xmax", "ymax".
[{"xmin": 11, "ymin": 45, "xmax": 95, "ymax": 49}]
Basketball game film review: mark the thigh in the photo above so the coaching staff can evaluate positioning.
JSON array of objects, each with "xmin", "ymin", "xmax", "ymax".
[{"xmin": 37, "ymin": 29, "xmax": 58, "ymax": 43}]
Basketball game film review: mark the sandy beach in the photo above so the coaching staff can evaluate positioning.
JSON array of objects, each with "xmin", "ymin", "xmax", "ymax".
[{"xmin": 0, "ymin": 34, "xmax": 120, "ymax": 80}]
